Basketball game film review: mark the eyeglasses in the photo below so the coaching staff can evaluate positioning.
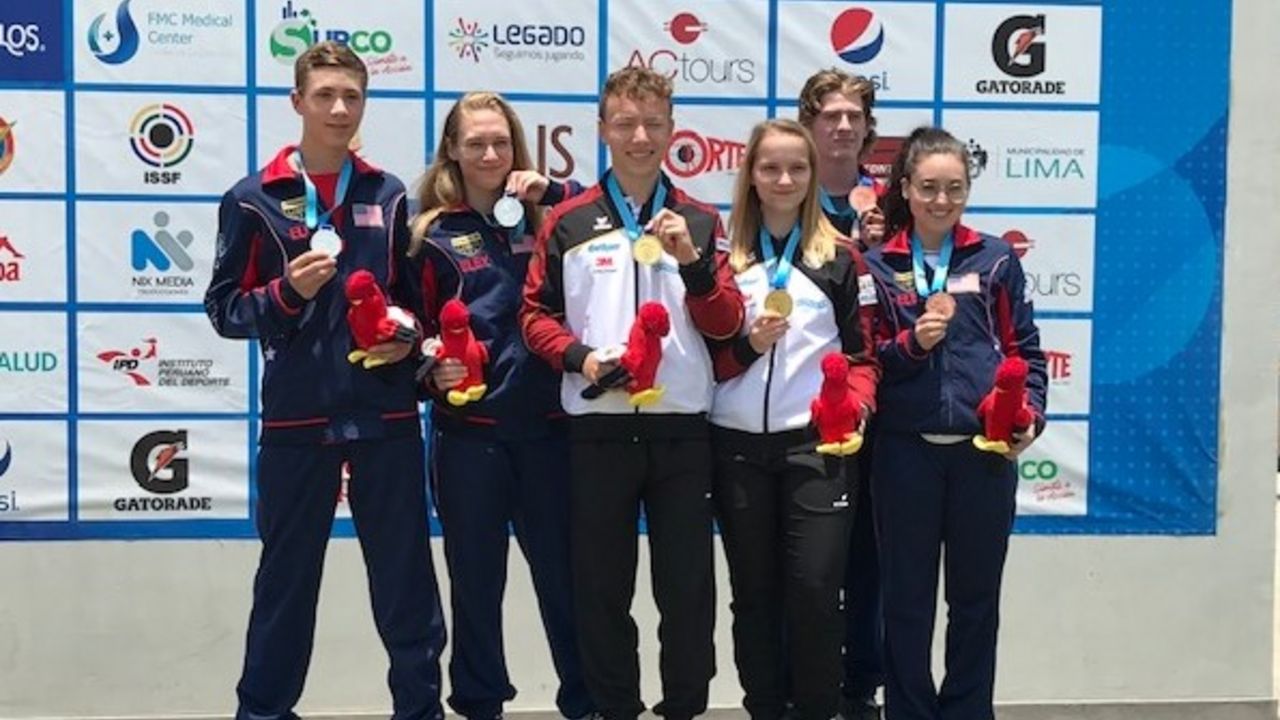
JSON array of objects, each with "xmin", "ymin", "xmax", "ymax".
[
  {"xmin": 458, "ymin": 138, "xmax": 514, "ymax": 158},
  {"xmin": 908, "ymin": 179, "xmax": 969, "ymax": 202}
]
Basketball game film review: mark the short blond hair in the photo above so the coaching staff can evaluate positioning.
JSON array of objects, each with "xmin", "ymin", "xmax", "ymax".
[{"xmin": 599, "ymin": 66, "xmax": 673, "ymax": 120}]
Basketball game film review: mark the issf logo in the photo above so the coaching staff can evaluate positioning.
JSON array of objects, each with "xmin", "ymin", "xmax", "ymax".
[{"xmin": 87, "ymin": 0, "xmax": 140, "ymax": 65}]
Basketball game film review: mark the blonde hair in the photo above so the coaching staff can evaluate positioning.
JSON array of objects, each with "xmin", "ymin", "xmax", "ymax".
[
  {"xmin": 598, "ymin": 66, "xmax": 674, "ymax": 120},
  {"xmin": 409, "ymin": 92, "xmax": 540, "ymax": 256},
  {"xmin": 728, "ymin": 119, "xmax": 839, "ymax": 274}
]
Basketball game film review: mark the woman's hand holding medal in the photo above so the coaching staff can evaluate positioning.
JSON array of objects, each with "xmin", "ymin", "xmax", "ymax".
[
  {"xmin": 914, "ymin": 292, "xmax": 955, "ymax": 351},
  {"xmin": 287, "ymin": 249, "xmax": 338, "ymax": 300},
  {"xmin": 748, "ymin": 310, "xmax": 789, "ymax": 354}
]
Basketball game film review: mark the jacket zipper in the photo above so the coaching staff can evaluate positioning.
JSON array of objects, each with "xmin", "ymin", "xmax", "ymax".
[{"xmin": 762, "ymin": 346, "xmax": 776, "ymax": 433}]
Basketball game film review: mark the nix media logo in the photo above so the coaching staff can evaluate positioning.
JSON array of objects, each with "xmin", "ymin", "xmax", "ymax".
[
  {"xmin": 87, "ymin": 0, "xmax": 140, "ymax": 65},
  {"xmin": 448, "ymin": 18, "xmax": 489, "ymax": 62},
  {"xmin": 830, "ymin": 8, "xmax": 884, "ymax": 65},
  {"xmin": 992, "ymin": 14, "xmax": 1045, "ymax": 78},
  {"xmin": 0, "ymin": 115, "xmax": 14, "ymax": 176},
  {"xmin": 133, "ymin": 211, "xmax": 194, "ymax": 272},
  {"xmin": 665, "ymin": 12, "xmax": 707, "ymax": 45},
  {"xmin": 98, "ymin": 337, "xmax": 158, "ymax": 386}
]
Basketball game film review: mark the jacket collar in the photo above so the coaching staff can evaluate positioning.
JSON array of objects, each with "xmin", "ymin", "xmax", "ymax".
[
  {"xmin": 881, "ymin": 222, "xmax": 981, "ymax": 256},
  {"xmin": 262, "ymin": 144, "xmax": 381, "ymax": 186}
]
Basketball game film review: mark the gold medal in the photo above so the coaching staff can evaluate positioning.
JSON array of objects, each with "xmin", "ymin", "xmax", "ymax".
[
  {"xmin": 763, "ymin": 289, "xmax": 793, "ymax": 318},
  {"xmin": 633, "ymin": 234, "xmax": 663, "ymax": 266}
]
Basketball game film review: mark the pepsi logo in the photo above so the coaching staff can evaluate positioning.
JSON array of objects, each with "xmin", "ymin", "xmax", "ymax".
[
  {"xmin": 1002, "ymin": 229, "xmax": 1034, "ymax": 258},
  {"xmin": 665, "ymin": 12, "xmax": 707, "ymax": 45},
  {"xmin": 830, "ymin": 8, "xmax": 884, "ymax": 65}
]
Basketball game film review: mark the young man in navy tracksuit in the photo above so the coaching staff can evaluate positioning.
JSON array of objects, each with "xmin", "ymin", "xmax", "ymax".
[
  {"xmin": 865, "ymin": 127, "xmax": 1046, "ymax": 720},
  {"xmin": 409, "ymin": 91, "xmax": 594, "ymax": 720},
  {"xmin": 204, "ymin": 42, "xmax": 445, "ymax": 720},
  {"xmin": 520, "ymin": 67, "xmax": 744, "ymax": 720}
]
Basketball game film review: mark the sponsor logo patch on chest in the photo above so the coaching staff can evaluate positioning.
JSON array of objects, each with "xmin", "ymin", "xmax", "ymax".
[{"xmin": 450, "ymin": 232, "xmax": 485, "ymax": 257}]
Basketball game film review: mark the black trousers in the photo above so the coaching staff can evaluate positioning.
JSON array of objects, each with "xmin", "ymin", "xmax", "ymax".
[
  {"xmin": 712, "ymin": 427, "xmax": 855, "ymax": 720},
  {"xmin": 569, "ymin": 424, "xmax": 717, "ymax": 720}
]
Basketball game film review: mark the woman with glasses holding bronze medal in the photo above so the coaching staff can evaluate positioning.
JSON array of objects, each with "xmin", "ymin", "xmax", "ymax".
[
  {"xmin": 406, "ymin": 92, "xmax": 596, "ymax": 720},
  {"xmin": 864, "ymin": 127, "xmax": 1048, "ymax": 720},
  {"xmin": 708, "ymin": 118, "xmax": 881, "ymax": 720}
]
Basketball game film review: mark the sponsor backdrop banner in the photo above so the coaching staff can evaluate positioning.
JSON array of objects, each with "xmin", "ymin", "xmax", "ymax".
[{"xmin": 0, "ymin": 1, "xmax": 1229, "ymax": 538}]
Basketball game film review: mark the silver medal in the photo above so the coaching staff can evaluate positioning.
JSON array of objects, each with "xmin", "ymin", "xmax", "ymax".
[
  {"xmin": 311, "ymin": 226, "xmax": 343, "ymax": 257},
  {"xmin": 493, "ymin": 195, "xmax": 525, "ymax": 228}
]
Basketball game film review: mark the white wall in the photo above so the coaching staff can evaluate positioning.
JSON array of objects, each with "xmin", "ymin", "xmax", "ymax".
[{"xmin": 2, "ymin": 0, "xmax": 1278, "ymax": 717}]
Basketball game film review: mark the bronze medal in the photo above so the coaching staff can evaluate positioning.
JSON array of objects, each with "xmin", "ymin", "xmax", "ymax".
[
  {"xmin": 849, "ymin": 185, "xmax": 878, "ymax": 217},
  {"xmin": 925, "ymin": 291, "xmax": 956, "ymax": 320}
]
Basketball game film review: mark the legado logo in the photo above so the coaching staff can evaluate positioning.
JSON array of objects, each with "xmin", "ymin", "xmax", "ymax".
[
  {"xmin": 448, "ymin": 16, "xmax": 585, "ymax": 65},
  {"xmin": 664, "ymin": 129, "xmax": 745, "ymax": 179},
  {"xmin": 625, "ymin": 12, "xmax": 756, "ymax": 87},
  {"xmin": 117, "ymin": 429, "xmax": 213, "ymax": 512},
  {"xmin": 979, "ymin": 14, "xmax": 1065, "ymax": 96},
  {"xmin": 129, "ymin": 103, "xmax": 195, "ymax": 185},
  {"xmin": 0, "ymin": 1, "xmax": 62, "ymax": 82}
]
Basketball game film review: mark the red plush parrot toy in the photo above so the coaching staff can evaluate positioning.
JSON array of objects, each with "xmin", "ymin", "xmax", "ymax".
[
  {"xmin": 437, "ymin": 298, "xmax": 488, "ymax": 407},
  {"xmin": 344, "ymin": 270, "xmax": 417, "ymax": 369},
  {"xmin": 973, "ymin": 355, "xmax": 1034, "ymax": 454},
  {"xmin": 619, "ymin": 301, "xmax": 670, "ymax": 407},
  {"xmin": 810, "ymin": 352, "xmax": 864, "ymax": 456}
]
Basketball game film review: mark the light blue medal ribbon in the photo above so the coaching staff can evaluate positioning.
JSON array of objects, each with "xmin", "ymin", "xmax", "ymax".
[
  {"xmin": 758, "ymin": 223, "xmax": 803, "ymax": 292},
  {"xmin": 295, "ymin": 150, "xmax": 354, "ymax": 230},
  {"xmin": 910, "ymin": 229, "xmax": 954, "ymax": 298},
  {"xmin": 819, "ymin": 187, "xmax": 854, "ymax": 219},
  {"xmin": 604, "ymin": 172, "xmax": 668, "ymax": 243}
]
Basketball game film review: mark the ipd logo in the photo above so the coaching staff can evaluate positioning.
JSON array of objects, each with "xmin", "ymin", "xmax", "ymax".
[
  {"xmin": 992, "ymin": 15, "xmax": 1045, "ymax": 78},
  {"xmin": 0, "ymin": 2, "xmax": 63, "ymax": 82},
  {"xmin": 830, "ymin": 8, "xmax": 884, "ymax": 65},
  {"xmin": 130, "ymin": 429, "xmax": 189, "ymax": 494}
]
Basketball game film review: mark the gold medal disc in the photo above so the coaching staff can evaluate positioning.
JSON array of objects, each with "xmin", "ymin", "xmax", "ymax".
[
  {"xmin": 763, "ymin": 289, "xmax": 793, "ymax": 318},
  {"xmin": 633, "ymin": 234, "xmax": 663, "ymax": 266}
]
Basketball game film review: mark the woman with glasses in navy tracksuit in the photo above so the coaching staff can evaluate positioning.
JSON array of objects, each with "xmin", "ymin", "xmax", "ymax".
[{"xmin": 864, "ymin": 126, "xmax": 1047, "ymax": 720}]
